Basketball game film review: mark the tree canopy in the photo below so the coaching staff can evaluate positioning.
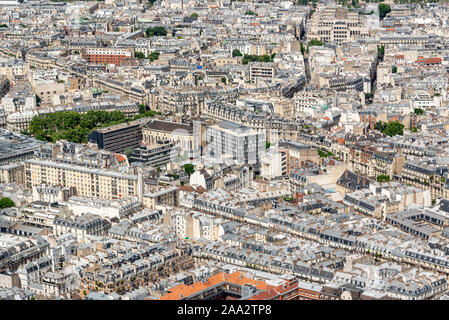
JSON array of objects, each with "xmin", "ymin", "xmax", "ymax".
[
  {"xmin": 378, "ymin": 3, "xmax": 391, "ymax": 19},
  {"xmin": 145, "ymin": 26, "xmax": 167, "ymax": 37},
  {"xmin": 182, "ymin": 163, "xmax": 195, "ymax": 176},
  {"xmin": 308, "ymin": 39, "xmax": 324, "ymax": 47},
  {"xmin": 0, "ymin": 197, "xmax": 15, "ymax": 209},
  {"xmin": 242, "ymin": 54, "xmax": 275, "ymax": 65},
  {"xmin": 148, "ymin": 51, "xmax": 160, "ymax": 62},
  {"xmin": 375, "ymin": 121, "xmax": 404, "ymax": 137},
  {"xmin": 232, "ymin": 49, "xmax": 243, "ymax": 57},
  {"xmin": 134, "ymin": 51, "xmax": 146, "ymax": 59},
  {"xmin": 414, "ymin": 108, "xmax": 424, "ymax": 115},
  {"xmin": 29, "ymin": 110, "xmax": 161, "ymax": 144},
  {"xmin": 376, "ymin": 174, "xmax": 391, "ymax": 183}
]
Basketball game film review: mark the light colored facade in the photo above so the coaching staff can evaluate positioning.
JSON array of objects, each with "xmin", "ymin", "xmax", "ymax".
[
  {"xmin": 0, "ymin": 163, "xmax": 23, "ymax": 184},
  {"xmin": 307, "ymin": 5, "xmax": 369, "ymax": 44},
  {"xmin": 205, "ymin": 121, "xmax": 266, "ymax": 166},
  {"xmin": 250, "ymin": 63, "xmax": 275, "ymax": 84},
  {"xmin": 24, "ymin": 159, "xmax": 141, "ymax": 200},
  {"xmin": 142, "ymin": 119, "xmax": 194, "ymax": 153}
]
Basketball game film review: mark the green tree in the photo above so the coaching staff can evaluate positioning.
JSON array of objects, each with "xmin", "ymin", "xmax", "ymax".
[
  {"xmin": 190, "ymin": 13, "xmax": 199, "ymax": 18},
  {"xmin": 374, "ymin": 121, "xmax": 386, "ymax": 132},
  {"xmin": 392, "ymin": 65, "xmax": 397, "ymax": 73},
  {"xmin": 148, "ymin": 51, "xmax": 160, "ymax": 62},
  {"xmin": 266, "ymin": 141, "xmax": 271, "ymax": 149},
  {"xmin": 378, "ymin": 3, "xmax": 391, "ymax": 19},
  {"xmin": 221, "ymin": 77, "xmax": 227, "ymax": 84},
  {"xmin": 410, "ymin": 127, "xmax": 418, "ymax": 133},
  {"xmin": 245, "ymin": 10, "xmax": 257, "ymax": 15},
  {"xmin": 232, "ymin": 49, "xmax": 242, "ymax": 57},
  {"xmin": 0, "ymin": 197, "xmax": 15, "ymax": 209},
  {"xmin": 145, "ymin": 26, "xmax": 167, "ymax": 37},
  {"xmin": 35, "ymin": 95, "xmax": 41, "ymax": 105},
  {"xmin": 182, "ymin": 163, "xmax": 195, "ymax": 176},
  {"xmin": 378, "ymin": 45, "xmax": 385, "ymax": 60},
  {"xmin": 414, "ymin": 108, "xmax": 424, "ymax": 115},
  {"xmin": 124, "ymin": 147, "xmax": 134, "ymax": 160},
  {"xmin": 134, "ymin": 51, "xmax": 146, "ymax": 59},
  {"xmin": 383, "ymin": 121, "xmax": 404, "ymax": 137},
  {"xmin": 365, "ymin": 93, "xmax": 374, "ymax": 100},
  {"xmin": 376, "ymin": 174, "xmax": 390, "ymax": 183},
  {"xmin": 308, "ymin": 39, "xmax": 324, "ymax": 47},
  {"xmin": 139, "ymin": 104, "xmax": 146, "ymax": 114}
]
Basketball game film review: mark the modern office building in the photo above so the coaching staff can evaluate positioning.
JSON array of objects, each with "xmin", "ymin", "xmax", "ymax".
[
  {"xmin": 205, "ymin": 121, "xmax": 265, "ymax": 166},
  {"xmin": 88, "ymin": 121, "xmax": 143, "ymax": 153},
  {"xmin": 129, "ymin": 141, "xmax": 178, "ymax": 166}
]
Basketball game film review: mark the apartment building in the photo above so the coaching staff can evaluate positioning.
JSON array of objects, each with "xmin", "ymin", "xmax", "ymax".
[
  {"xmin": 0, "ymin": 163, "xmax": 23, "ymax": 184},
  {"xmin": 307, "ymin": 5, "xmax": 369, "ymax": 44},
  {"xmin": 278, "ymin": 140, "xmax": 320, "ymax": 175},
  {"xmin": 142, "ymin": 186, "xmax": 179, "ymax": 209},
  {"xmin": 81, "ymin": 47, "xmax": 133, "ymax": 66},
  {"xmin": 401, "ymin": 160, "xmax": 449, "ymax": 200},
  {"xmin": 24, "ymin": 159, "xmax": 142, "ymax": 200},
  {"xmin": 53, "ymin": 214, "xmax": 104, "ymax": 239},
  {"xmin": 33, "ymin": 81, "xmax": 65, "ymax": 106},
  {"xmin": 250, "ymin": 63, "xmax": 275, "ymax": 84}
]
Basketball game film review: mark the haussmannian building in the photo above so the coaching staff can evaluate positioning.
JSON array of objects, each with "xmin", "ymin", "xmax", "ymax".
[{"xmin": 24, "ymin": 159, "xmax": 143, "ymax": 200}]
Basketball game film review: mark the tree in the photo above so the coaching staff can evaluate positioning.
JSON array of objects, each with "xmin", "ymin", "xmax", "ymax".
[
  {"xmin": 139, "ymin": 104, "xmax": 146, "ymax": 114},
  {"xmin": 392, "ymin": 65, "xmax": 397, "ymax": 73},
  {"xmin": 308, "ymin": 39, "xmax": 324, "ymax": 48},
  {"xmin": 221, "ymin": 77, "xmax": 227, "ymax": 84},
  {"xmin": 414, "ymin": 108, "xmax": 424, "ymax": 115},
  {"xmin": 365, "ymin": 93, "xmax": 374, "ymax": 100},
  {"xmin": 377, "ymin": 45, "xmax": 385, "ymax": 60},
  {"xmin": 35, "ymin": 95, "xmax": 41, "ymax": 105},
  {"xmin": 190, "ymin": 13, "xmax": 199, "ymax": 18},
  {"xmin": 147, "ymin": 51, "xmax": 160, "ymax": 62},
  {"xmin": 266, "ymin": 141, "xmax": 271, "ymax": 149},
  {"xmin": 182, "ymin": 163, "xmax": 195, "ymax": 176},
  {"xmin": 318, "ymin": 149, "xmax": 333, "ymax": 158},
  {"xmin": 410, "ymin": 127, "xmax": 418, "ymax": 133},
  {"xmin": 124, "ymin": 147, "xmax": 134, "ymax": 160},
  {"xmin": 383, "ymin": 121, "xmax": 404, "ymax": 137},
  {"xmin": 378, "ymin": 3, "xmax": 391, "ymax": 19},
  {"xmin": 245, "ymin": 10, "xmax": 257, "ymax": 15},
  {"xmin": 232, "ymin": 49, "xmax": 242, "ymax": 57},
  {"xmin": 145, "ymin": 26, "xmax": 167, "ymax": 37},
  {"xmin": 376, "ymin": 174, "xmax": 390, "ymax": 183},
  {"xmin": 0, "ymin": 197, "xmax": 15, "ymax": 209},
  {"xmin": 374, "ymin": 121, "xmax": 386, "ymax": 132},
  {"xmin": 134, "ymin": 51, "xmax": 145, "ymax": 59}
]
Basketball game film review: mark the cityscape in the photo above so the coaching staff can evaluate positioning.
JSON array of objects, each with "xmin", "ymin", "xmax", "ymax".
[{"xmin": 0, "ymin": 0, "xmax": 448, "ymax": 303}]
